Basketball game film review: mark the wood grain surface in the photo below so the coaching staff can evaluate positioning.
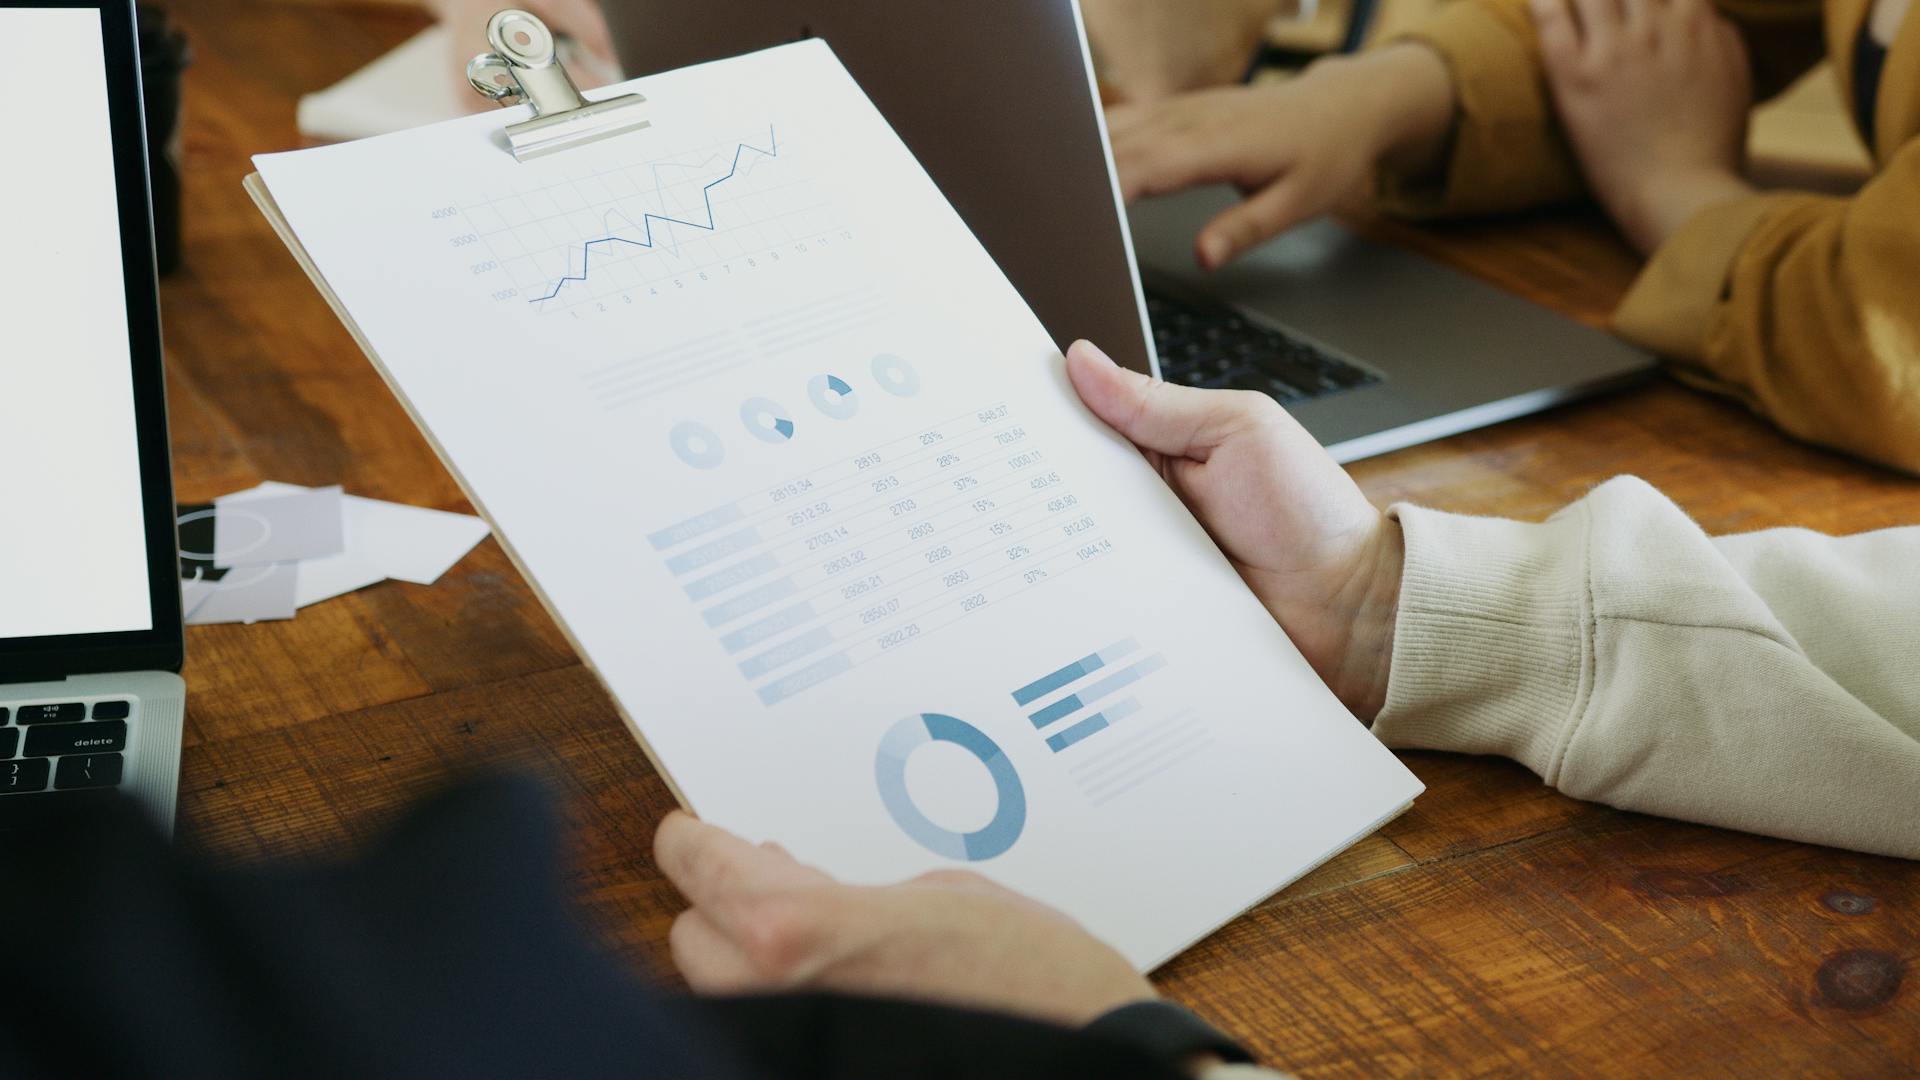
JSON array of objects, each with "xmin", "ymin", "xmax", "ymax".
[{"xmin": 157, "ymin": 2, "xmax": 1918, "ymax": 1074}]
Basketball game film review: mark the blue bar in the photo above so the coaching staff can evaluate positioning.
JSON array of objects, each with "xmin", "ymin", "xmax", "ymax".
[
  {"xmin": 1047, "ymin": 713, "xmax": 1110, "ymax": 752},
  {"xmin": 665, "ymin": 527, "xmax": 764, "ymax": 575},
  {"xmin": 1013, "ymin": 657, "xmax": 1098, "ymax": 706},
  {"xmin": 738, "ymin": 626, "xmax": 836, "ymax": 680},
  {"xmin": 647, "ymin": 504, "xmax": 746, "ymax": 550},
  {"xmin": 702, "ymin": 577, "xmax": 798, "ymax": 627},
  {"xmin": 1029, "ymin": 694, "xmax": 1083, "ymax": 729},
  {"xmin": 1010, "ymin": 639, "xmax": 1139, "ymax": 706},
  {"xmin": 756, "ymin": 652, "xmax": 854, "ymax": 706},
  {"xmin": 1074, "ymin": 654, "xmax": 1168, "ymax": 707},
  {"xmin": 684, "ymin": 552, "xmax": 780, "ymax": 601},
  {"xmin": 720, "ymin": 601, "xmax": 816, "ymax": 653}
]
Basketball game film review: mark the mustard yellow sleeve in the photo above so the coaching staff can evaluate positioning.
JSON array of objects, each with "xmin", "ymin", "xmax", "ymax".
[
  {"xmin": 1375, "ymin": 0, "xmax": 1580, "ymax": 217},
  {"xmin": 1375, "ymin": 0, "xmax": 1827, "ymax": 218},
  {"xmin": 1614, "ymin": 139, "xmax": 1920, "ymax": 475}
]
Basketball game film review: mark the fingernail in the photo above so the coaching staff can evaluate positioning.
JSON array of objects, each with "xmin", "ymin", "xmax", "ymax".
[
  {"xmin": 1075, "ymin": 339, "xmax": 1117, "ymax": 368},
  {"xmin": 1198, "ymin": 235, "xmax": 1228, "ymax": 269}
]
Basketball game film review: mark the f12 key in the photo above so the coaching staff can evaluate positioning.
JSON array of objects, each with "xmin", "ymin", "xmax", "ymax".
[{"xmin": 16, "ymin": 703, "xmax": 84, "ymax": 724}]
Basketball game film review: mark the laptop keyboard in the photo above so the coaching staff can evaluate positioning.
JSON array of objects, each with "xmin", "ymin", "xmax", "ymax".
[
  {"xmin": 0, "ymin": 698, "xmax": 131, "ymax": 827},
  {"xmin": 1146, "ymin": 287, "xmax": 1380, "ymax": 403}
]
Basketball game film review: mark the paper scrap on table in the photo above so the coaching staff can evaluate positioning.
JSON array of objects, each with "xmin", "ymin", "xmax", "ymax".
[
  {"xmin": 183, "ymin": 562, "xmax": 299, "ymax": 625},
  {"xmin": 219, "ymin": 482, "xmax": 491, "ymax": 605},
  {"xmin": 177, "ymin": 501, "xmax": 298, "ymax": 625},
  {"xmin": 210, "ymin": 486, "xmax": 345, "ymax": 568},
  {"xmin": 295, "ymin": 26, "xmax": 622, "ymax": 144},
  {"xmin": 179, "ymin": 576, "xmax": 219, "ymax": 621}
]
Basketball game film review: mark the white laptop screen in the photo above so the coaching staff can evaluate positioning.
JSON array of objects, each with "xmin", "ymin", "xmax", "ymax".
[{"xmin": 0, "ymin": 7, "xmax": 153, "ymax": 640}]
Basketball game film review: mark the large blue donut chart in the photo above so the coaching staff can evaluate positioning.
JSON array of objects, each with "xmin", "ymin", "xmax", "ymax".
[{"xmin": 875, "ymin": 713, "xmax": 1026, "ymax": 862}]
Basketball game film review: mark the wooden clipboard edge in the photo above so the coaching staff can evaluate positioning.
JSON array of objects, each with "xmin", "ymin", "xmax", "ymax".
[{"xmin": 242, "ymin": 171, "xmax": 695, "ymax": 815}]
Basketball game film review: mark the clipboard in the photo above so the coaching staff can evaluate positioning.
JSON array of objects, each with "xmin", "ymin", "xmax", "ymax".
[
  {"xmin": 244, "ymin": 9, "xmax": 694, "ymax": 806},
  {"xmin": 243, "ymin": 16, "xmax": 1426, "ymax": 971}
]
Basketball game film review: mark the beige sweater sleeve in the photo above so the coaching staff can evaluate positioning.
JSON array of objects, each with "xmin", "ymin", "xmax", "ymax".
[{"xmin": 1371, "ymin": 477, "xmax": 1920, "ymax": 859}]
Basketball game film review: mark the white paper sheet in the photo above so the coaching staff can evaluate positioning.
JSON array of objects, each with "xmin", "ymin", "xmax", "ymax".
[
  {"xmin": 210, "ymin": 487, "xmax": 344, "ymax": 568},
  {"xmin": 221, "ymin": 482, "xmax": 490, "ymax": 605},
  {"xmin": 255, "ymin": 41, "xmax": 1422, "ymax": 968},
  {"xmin": 184, "ymin": 562, "xmax": 299, "ymax": 625}
]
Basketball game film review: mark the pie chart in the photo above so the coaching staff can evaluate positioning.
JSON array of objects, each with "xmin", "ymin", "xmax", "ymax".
[
  {"xmin": 740, "ymin": 396, "xmax": 797, "ymax": 443},
  {"xmin": 871, "ymin": 353, "xmax": 922, "ymax": 397},
  {"xmin": 808, "ymin": 373, "xmax": 860, "ymax": 420},
  {"xmin": 668, "ymin": 421, "xmax": 726, "ymax": 469},
  {"xmin": 874, "ymin": 712, "xmax": 1025, "ymax": 862}
]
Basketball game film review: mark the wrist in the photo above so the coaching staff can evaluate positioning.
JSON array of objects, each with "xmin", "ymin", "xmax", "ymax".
[
  {"xmin": 1305, "ymin": 44, "xmax": 1456, "ymax": 174},
  {"xmin": 1615, "ymin": 168, "xmax": 1755, "ymax": 255},
  {"xmin": 1331, "ymin": 517, "xmax": 1402, "ymax": 722}
]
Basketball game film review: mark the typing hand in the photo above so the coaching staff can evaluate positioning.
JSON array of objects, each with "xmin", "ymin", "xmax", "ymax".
[
  {"xmin": 655, "ymin": 811, "xmax": 1156, "ymax": 1027},
  {"xmin": 1534, "ymin": 0, "xmax": 1756, "ymax": 254},
  {"xmin": 1067, "ymin": 340, "xmax": 1398, "ymax": 719},
  {"xmin": 1105, "ymin": 44, "xmax": 1454, "ymax": 269}
]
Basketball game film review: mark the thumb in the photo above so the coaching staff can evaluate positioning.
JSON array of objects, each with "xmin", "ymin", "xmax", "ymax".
[{"xmin": 1065, "ymin": 339, "xmax": 1259, "ymax": 460}]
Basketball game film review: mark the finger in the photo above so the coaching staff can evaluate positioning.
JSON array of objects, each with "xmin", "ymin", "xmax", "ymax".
[
  {"xmin": 668, "ymin": 909, "xmax": 761, "ymax": 993},
  {"xmin": 654, "ymin": 811, "xmax": 821, "ymax": 919},
  {"xmin": 911, "ymin": 868, "xmax": 1015, "ymax": 897},
  {"xmin": 1569, "ymin": 0, "xmax": 1620, "ymax": 54},
  {"xmin": 1110, "ymin": 125, "xmax": 1215, "ymax": 203},
  {"xmin": 1102, "ymin": 101, "xmax": 1146, "ymax": 141},
  {"xmin": 1066, "ymin": 339, "xmax": 1266, "ymax": 460},
  {"xmin": 1107, "ymin": 98, "xmax": 1258, "ymax": 204},
  {"xmin": 1531, "ymin": 0, "xmax": 1582, "ymax": 65},
  {"xmin": 1195, "ymin": 180, "xmax": 1309, "ymax": 268},
  {"xmin": 1618, "ymin": 0, "xmax": 1654, "ymax": 42}
]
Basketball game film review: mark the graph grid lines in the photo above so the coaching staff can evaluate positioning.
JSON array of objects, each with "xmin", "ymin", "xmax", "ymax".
[
  {"xmin": 454, "ymin": 123, "xmax": 842, "ymax": 314},
  {"xmin": 527, "ymin": 126, "xmax": 780, "ymax": 304}
]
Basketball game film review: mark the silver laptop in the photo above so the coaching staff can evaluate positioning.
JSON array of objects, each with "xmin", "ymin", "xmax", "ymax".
[
  {"xmin": 603, "ymin": 0, "xmax": 1654, "ymax": 460},
  {"xmin": 0, "ymin": 0, "xmax": 186, "ymax": 832}
]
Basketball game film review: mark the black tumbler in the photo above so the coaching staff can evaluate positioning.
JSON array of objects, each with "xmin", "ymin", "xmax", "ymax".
[{"xmin": 137, "ymin": 5, "xmax": 190, "ymax": 275}]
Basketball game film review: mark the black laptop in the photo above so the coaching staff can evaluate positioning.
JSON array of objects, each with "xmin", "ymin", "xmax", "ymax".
[{"xmin": 0, "ymin": 0, "xmax": 186, "ymax": 832}]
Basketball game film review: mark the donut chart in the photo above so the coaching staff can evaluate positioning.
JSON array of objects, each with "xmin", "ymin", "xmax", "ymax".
[
  {"xmin": 668, "ymin": 421, "xmax": 726, "ymax": 469},
  {"xmin": 875, "ymin": 712, "xmax": 1025, "ymax": 862},
  {"xmin": 808, "ymin": 373, "xmax": 859, "ymax": 420},
  {"xmin": 739, "ymin": 396, "xmax": 797, "ymax": 443},
  {"xmin": 870, "ymin": 353, "xmax": 921, "ymax": 397}
]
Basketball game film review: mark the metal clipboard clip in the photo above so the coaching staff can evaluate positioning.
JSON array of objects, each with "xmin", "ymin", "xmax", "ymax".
[{"xmin": 465, "ymin": 9, "xmax": 649, "ymax": 161}]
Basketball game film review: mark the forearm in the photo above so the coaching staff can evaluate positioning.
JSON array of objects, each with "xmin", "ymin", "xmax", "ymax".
[
  {"xmin": 1372, "ymin": 0, "xmax": 1589, "ymax": 216},
  {"xmin": 1297, "ymin": 44, "xmax": 1457, "ymax": 178},
  {"xmin": 1371, "ymin": 477, "xmax": 1920, "ymax": 859},
  {"xmin": 1614, "ymin": 143, "xmax": 1920, "ymax": 475}
]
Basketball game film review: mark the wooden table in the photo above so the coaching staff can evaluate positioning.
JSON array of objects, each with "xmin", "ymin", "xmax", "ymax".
[{"xmin": 161, "ymin": 2, "xmax": 1918, "ymax": 1074}]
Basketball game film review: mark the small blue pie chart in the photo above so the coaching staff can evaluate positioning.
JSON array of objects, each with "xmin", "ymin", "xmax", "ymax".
[
  {"xmin": 740, "ymin": 396, "xmax": 797, "ymax": 443},
  {"xmin": 808, "ymin": 373, "xmax": 860, "ymax": 420},
  {"xmin": 875, "ymin": 712, "xmax": 1025, "ymax": 862},
  {"xmin": 668, "ymin": 421, "xmax": 726, "ymax": 469},
  {"xmin": 871, "ymin": 353, "xmax": 922, "ymax": 397}
]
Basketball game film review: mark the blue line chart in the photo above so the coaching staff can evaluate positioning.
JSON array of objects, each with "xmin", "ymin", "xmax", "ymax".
[{"xmin": 529, "ymin": 126, "xmax": 780, "ymax": 305}]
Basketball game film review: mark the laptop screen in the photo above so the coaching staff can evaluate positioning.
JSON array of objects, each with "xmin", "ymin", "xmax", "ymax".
[{"xmin": 0, "ymin": 7, "xmax": 153, "ymax": 641}]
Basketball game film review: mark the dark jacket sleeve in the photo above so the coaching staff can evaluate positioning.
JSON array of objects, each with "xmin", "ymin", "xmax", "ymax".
[{"xmin": 0, "ymin": 774, "xmax": 1183, "ymax": 1080}]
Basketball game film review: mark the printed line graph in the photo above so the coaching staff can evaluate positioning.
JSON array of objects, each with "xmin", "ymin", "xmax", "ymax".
[
  {"xmin": 528, "ymin": 126, "xmax": 780, "ymax": 304},
  {"xmin": 455, "ymin": 124, "xmax": 845, "ymax": 314}
]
